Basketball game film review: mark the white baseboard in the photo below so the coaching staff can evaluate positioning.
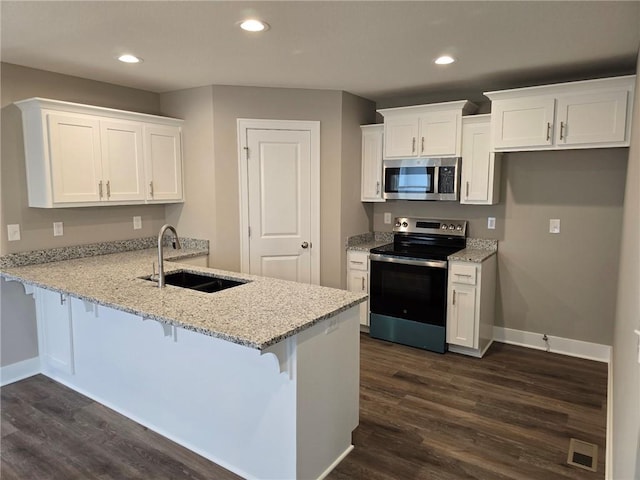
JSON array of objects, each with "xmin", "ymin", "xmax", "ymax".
[
  {"xmin": 0, "ymin": 357, "xmax": 41, "ymax": 386},
  {"xmin": 493, "ymin": 326, "xmax": 611, "ymax": 363}
]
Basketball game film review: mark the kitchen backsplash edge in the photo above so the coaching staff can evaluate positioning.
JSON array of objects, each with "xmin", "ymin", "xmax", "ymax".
[{"xmin": 0, "ymin": 237, "xmax": 209, "ymax": 269}]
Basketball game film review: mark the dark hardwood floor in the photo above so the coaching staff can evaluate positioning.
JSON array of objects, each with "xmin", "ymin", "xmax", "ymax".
[{"xmin": 1, "ymin": 334, "xmax": 607, "ymax": 479}]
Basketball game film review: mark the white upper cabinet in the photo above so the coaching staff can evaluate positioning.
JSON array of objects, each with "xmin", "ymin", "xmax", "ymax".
[
  {"xmin": 378, "ymin": 101, "xmax": 477, "ymax": 159},
  {"xmin": 16, "ymin": 97, "xmax": 184, "ymax": 208},
  {"xmin": 485, "ymin": 75, "xmax": 635, "ymax": 152},
  {"xmin": 144, "ymin": 124, "xmax": 183, "ymax": 202},
  {"xmin": 360, "ymin": 124, "xmax": 384, "ymax": 202},
  {"xmin": 460, "ymin": 115, "xmax": 501, "ymax": 205}
]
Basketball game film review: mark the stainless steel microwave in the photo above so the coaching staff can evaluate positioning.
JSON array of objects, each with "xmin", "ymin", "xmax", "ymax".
[{"xmin": 383, "ymin": 157, "xmax": 461, "ymax": 201}]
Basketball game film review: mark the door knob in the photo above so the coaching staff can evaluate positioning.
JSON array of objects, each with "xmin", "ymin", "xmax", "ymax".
[{"xmin": 301, "ymin": 242, "xmax": 309, "ymax": 249}]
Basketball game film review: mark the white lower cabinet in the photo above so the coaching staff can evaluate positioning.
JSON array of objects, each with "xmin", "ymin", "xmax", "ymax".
[
  {"xmin": 34, "ymin": 287, "xmax": 74, "ymax": 375},
  {"xmin": 347, "ymin": 251, "xmax": 369, "ymax": 326},
  {"xmin": 447, "ymin": 255, "xmax": 496, "ymax": 358}
]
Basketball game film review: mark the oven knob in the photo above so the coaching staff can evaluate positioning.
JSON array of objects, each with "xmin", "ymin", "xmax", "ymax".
[
  {"xmin": 448, "ymin": 224, "xmax": 455, "ymax": 230},
  {"xmin": 395, "ymin": 221, "xmax": 401, "ymax": 227},
  {"xmin": 441, "ymin": 224, "xmax": 448, "ymax": 230},
  {"xmin": 456, "ymin": 225, "xmax": 463, "ymax": 231},
  {"xmin": 402, "ymin": 222, "xmax": 408, "ymax": 227}
]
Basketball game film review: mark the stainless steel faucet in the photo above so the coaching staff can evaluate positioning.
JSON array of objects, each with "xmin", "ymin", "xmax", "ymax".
[{"xmin": 157, "ymin": 224, "xmax": 181, "ymax": 288}]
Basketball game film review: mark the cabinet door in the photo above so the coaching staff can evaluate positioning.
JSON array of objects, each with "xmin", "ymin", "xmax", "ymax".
[
  {"xmin": 419, "ymin": 111, "xmax": 459, "ymax": 157},
  {"xmin": 361, "ymin": 126, "xmax": 384, "ymax": 202},
  {"xmin": 47, "ymin": 113, "xmax": 103, "ymax": 203},
  {"xmin": 556, "ymin": 90, "xmax": 628, "ymax": 147},
  {"xmin": 100, "ymin": 121, "xmax": 146, "ymax": 202},
  {"xmin": 35, "ymin": 288, "xmax": 74, "ymax": 375},
  {"xmin": 384, "ymin": 115, "xmax": 419, "ymax": 158},
  {"xmin": 144, "ymin": 125, "xmax": 183, "ymax": 202},
  {"xmin": 461, "ymin": 119, "xmax": 499, "ymax": 205},
  {"xmin": 492, "ymin": 97, "xmax": 555, "ymax": 150},
  {"xmin": 347, "ymin": 270, "xmax": 369, "ymax": 326},
  {"xmin": 447, "ymin": 284, "xmax": 476, "ymax": 348}
]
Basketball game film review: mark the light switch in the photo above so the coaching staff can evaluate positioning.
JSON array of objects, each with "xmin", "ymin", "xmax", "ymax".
[
  {"xmin": 7, "ymin": 224, "xmax": 21, "ymax": 241},
  {"xmin": 53, "ymin": 222, "xmax": 64, "ymax": 236},
  {"xmin": 549, "ymin": 219, "xmax": 560, "ymax": 234},
  {"xmin": 133, "ymin": 216, "xmax": 142, "ymax": 230},
  {"xmin": 487, "ymin": 217, "xmax": 496, "ymax": 230},
  {"xmin": 384, "ymin": 212, "xmax": 392, "ymax": 224}
]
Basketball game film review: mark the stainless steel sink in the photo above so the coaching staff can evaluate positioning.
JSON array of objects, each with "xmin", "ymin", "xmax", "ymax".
[{"xmin": 143, "ymin": 270, "xmax": 248, "ymax": 293}]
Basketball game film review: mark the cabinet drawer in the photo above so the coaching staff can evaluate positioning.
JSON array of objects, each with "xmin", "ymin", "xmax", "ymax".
[
  {"xmin": 450, "ymin": 263, "xmax": 477, "ymax": 285},
  {"xmin": 347, "ymin": 251, "xmax": 369, "ymax": 271}
]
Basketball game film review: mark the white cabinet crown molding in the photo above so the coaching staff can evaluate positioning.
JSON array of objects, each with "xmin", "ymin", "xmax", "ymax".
[
  {"xmin": 15, "ymin": 97, "xmax": 183, "ymax": 127},
  {"xmin": 484, "ymin": 75, "xmax": 636, "ymax": 101}
]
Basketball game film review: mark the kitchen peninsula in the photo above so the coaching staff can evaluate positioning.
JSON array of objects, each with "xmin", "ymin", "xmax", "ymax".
[{"xmin": 0, "ymin": 245, "xmax": 365, "ymax": 480}]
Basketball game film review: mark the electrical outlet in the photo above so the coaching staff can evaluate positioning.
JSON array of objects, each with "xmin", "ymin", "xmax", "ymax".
[
  {"xmin": 487, "ymin": 217, "xmax": 496, "ymax": 230},
  {"xmin": 549, "ymin": 219, "xmax": 560, "ymax": 234},
  {"xmin": 384, "ymin": 212, "xmax": 392, "ymax": 224},
  {"xmin": 133, "ymin": 216, "xmax": 142, "ymax": 230},
  {"xmin": 7, "ymin": 224, "xmax": 21, "ymax": 241},
  {"xmin": 53, "ymin": 222, "xmax": 64, "ymax": 237}
]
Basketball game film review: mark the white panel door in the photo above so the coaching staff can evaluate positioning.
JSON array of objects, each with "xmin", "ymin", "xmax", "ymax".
[
  {"xmin": 447, "ymin": 284, "xmax": 477, "ymax": 349},
  {"xmin": 384, "ymin": 115, "xmax": 419, "ymax": 158},
  {"xmin": 461, "ymin": 120, "xmax": 492, "ymax": 203},
  {"xmin": 419, "ymin": 111, "xmax": 459, "ymax": 156},
  {"xmin": 100, "ymin": 121, "xmax": 145, "ymax": 202},
  {"xmin": 556, "ymin": 90, "xmax": 628, "ymax": 146},
  {"xmin": 247, "ymin": 129, "xmax": 311, "ymax": 283},
  {"xmin": 144, "ymin": 125, "xmax": 183, "ymax": 202},
  {"xmin": 492, "ymin": 97, "xmax": 556, "ymax": 149},
  {"xmin": 47, "ymin": 113, "xmax": 103, "ymax": 203}
]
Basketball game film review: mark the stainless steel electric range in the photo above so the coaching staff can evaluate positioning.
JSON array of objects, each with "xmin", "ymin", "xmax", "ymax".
[{"xmin": 369, "ymin": 217, "xmax": 467, "ymax": 353}]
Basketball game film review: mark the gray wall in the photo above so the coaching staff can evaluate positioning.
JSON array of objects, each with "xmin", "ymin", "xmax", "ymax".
[
  {"xmin": 612, "ymin": 52, "xmax": 640, "ymax": 478},
  {"xmin": 161, "ymin": 86, "xmax": 217, "ymax": 265},
  {"xmin": 373, "ymin": 148, "xmax": 627, "ymax": 345},
  {"xmin": 0, "ymin": 63, "xmax": 166, "ymax": 367},
  {"xmin": 161, "ymin": 85, "xmax": 375, "ymax": 289}
]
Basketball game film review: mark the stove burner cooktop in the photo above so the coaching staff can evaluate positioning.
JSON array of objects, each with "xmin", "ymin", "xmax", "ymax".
[{"xmin": 370, "ymin": 217, "xmax": 468, "ymax": 261}]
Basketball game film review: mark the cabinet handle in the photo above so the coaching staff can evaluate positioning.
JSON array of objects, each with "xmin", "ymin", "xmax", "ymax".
[
  {"xmin": 361, "ymin": 277, "xmax": 365, "ymax": 290},
  {"xmin": 106, "ymin": 180, "xmax": 111, "ymax": 198},
  {"xmin": 466, "ymin": 181, "xmax": 470, "ymax": 198},
  {"xmin": 60, "ymin": 293, "xmax": 66, "ymax": 305},
  {"xmin": 351, "ymin": 261, "xmax": 364, "ymax": 265},
  {"xmin": 376, "ymin": 181, "xmax": 380, "ymax": 195},
  {"xmin": 421, "ymin": 136, "xmax": 425, "ymax": 153},
  {"xmin": 412, "ymin": 137, "xmax": 416, "ymax": 153},
  {"xmin": 149, "ymin": 181, "xmax": 154, "ymax": 197},
  {"xmin": 98, "ymin": 181, "xmax": 103, "ymax": 198},
  {"xmin": 546, "ymin": 122, "xmax": 551, "ymax": 141},
  {"xmin": 560, "ymin": 122, "xmax": 565, "ymax": 140},
  {"xmin": 452, "ymin": 290, "xmax": 456, "ymax": 306}
]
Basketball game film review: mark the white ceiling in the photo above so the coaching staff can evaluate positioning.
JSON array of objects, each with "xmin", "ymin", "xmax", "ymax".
[{"xmin": 2, "ymin": 1, "xmax": 639, "ymax": 105}]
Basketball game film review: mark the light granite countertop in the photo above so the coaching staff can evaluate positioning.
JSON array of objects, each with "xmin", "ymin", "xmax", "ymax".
[
  {"xmin": 0, "ymin": 248, "xmax": 366, "ymax": 350},
  {"xmin": 346, "ymin": 232, "xmax": 497, "ymax": 263}
]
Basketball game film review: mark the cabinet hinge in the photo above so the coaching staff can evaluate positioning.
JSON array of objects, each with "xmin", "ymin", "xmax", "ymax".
[{"xmin": 248, "ymin": 226, "xmax": 251, "ymax": 238}]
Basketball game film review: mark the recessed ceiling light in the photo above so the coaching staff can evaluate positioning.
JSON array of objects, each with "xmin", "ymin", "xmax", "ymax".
[
  {"xmin": 435, "ymin": 55, "xmax": 455, "ymax": 65},
  {"xmin": 239, "ymin": 19, "xmax": 269, "ymax": 32},
  {"xmin": 118, "ymin": 54, "xmax": 143, "ymax": 64}
]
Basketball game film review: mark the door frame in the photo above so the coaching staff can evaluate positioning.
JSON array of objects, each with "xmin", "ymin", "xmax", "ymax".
[{"xmin": 237, "ymin": 119, "xmax": 321, "ymax": 284}]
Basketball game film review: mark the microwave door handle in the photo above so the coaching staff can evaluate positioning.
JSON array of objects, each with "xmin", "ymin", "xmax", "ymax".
[{"xmin": 433, "ymin": 166, "xmax": 439, "ymax": 196}]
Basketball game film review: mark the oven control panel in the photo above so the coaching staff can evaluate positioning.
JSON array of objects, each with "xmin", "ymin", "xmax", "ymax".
[{"xmin": 393, "ymin": 217, "xmax": 467, "ymax": 237}]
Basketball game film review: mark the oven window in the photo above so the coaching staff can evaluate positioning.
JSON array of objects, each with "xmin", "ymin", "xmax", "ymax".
[
  {"xmin": 385, "ymin": 166, "xmax": 434, "ymax": 194},
  {"xmin": 370, "ymin": 259, "xmax": 447, "ymax": 326}
]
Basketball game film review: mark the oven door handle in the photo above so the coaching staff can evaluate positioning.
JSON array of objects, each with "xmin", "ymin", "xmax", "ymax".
[{"xmin": 369, "ymin": 254, "xmax": 448, "ymax": 269}]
